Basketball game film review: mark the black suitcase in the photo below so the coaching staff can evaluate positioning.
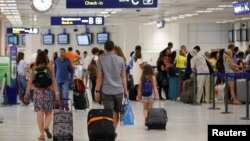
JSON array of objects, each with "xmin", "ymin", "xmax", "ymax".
[
  {"xmin": 87, "ymin": 109, "xmax": 116, "ymax": 141},
  {"xmin": 145, "ymin": 104, "xmax": 168, "ymax": 130},
  {"xmin": 129, "ymin": 86, "xmax": 137, "ymax": 101},
  {"xmin": 73, "ymin": 92, "xmax": 89, "ymax": 110}
]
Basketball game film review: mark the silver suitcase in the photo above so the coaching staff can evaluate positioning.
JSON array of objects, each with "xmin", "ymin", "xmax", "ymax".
[{"xmin": 236, "ymin": 79, "xmax": 250, "ymax": 102}]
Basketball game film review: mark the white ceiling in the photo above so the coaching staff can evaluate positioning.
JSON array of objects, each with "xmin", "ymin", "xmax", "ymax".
[{"xmin": 1, "ymin": 0, "xmax": 249, "ymax": 27}]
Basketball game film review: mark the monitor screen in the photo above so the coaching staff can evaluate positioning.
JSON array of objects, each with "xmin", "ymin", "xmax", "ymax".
[
  {"xmin": 236, "ymin": 30, "xmax": 241, "ymax": 41},
  {"xmin": 241, "ymin": 29, "xmax": 248, "ymax": 41},
  {"xmin": 43, "ymin": 34, "xmax": 54, "ymax": 45},
  {"xmin": 156, "ymin": 20, "xmax": 165, "ymax": 29},
  {"xmin": 21, "ymin": 34, "xmax": 26, "ymax": 45},
  {"xmin": 228, "ymin": 30, "xmax": 234, "ymax": 42},
  {"xmin": 77, "ymin": 34, "xmax": 90, "ymax": 46},
  {"xmin": 87, "ymin": 33, "xmax": 93, "ymax": 43},
  {"xmin": 58, "ymin": 34, "xmax": 70, "ymax": 44},
  {"xmin": 97, "ymin": 33, "xmax": 109, "ymax": 44},
  {"xmin": 233, "ymin": 0, "xmax": 250, "ymax": 15},
  {"xmin": 8, "ymin": 35, "xmax": 19, "ymax": 45}
]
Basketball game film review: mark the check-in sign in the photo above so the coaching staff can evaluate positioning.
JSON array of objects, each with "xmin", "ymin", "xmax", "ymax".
[
  {"xmin": 6, "ymin": 28, "xmax": 39, "ymax": 34},
  {"xmin": 66, "ymin": 0, "xmax": 158, "ymax": 8},
  {"xmin": 51, "ymin": 16, "xmax": 104, "ymax": 26}
]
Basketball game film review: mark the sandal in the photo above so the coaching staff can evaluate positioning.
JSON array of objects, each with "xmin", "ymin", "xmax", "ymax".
[
  {"xmin": 38, "ymin": 135, "xmax": 45, "ymax": 140},
  {"xmin": 232, "ymin": 99, "xmax": 242, "ymax": 105},
  {"xmin": 44, "ymin": 128, "xmax": 52, "ymax": 139}
]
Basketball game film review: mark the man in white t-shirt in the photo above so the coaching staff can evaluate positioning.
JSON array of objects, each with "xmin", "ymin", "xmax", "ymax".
[
  {"xmin": 82, "ymin": 51, "xmax": 92, "ymax": 85},
  {"xmin": 190, "ymin": 49, "xmax": 210, "ymax": 104}
]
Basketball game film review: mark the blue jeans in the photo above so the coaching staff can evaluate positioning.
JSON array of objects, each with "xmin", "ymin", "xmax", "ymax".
[
  {"xmin": 57, "ymin": 81, "xmax": 70, "ymax": 108},
  {"xmin": 18, "ymin": 75, "xmax": 27, "ymax": 101}
]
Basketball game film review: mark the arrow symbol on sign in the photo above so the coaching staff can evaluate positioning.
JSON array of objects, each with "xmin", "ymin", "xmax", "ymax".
[{"xmin": 82, "ymin": 20, "xmax": 89, "ymax": 23}]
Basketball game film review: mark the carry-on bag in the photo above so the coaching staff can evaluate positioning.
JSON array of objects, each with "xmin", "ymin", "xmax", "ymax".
[
  {"xmin": 73, "ymin": 92, "xmax": 89, "ymax": 110},
  {"xmin": 87, "ymin": 109, "xmax": 116, "ymax": 141},
  {"xmin": 53, "ymin": 100, "xmax": 73, "ymax": 141},
  {"xmin": 145, "ymin": 101, "xmax": 168, "ymax": 130}
]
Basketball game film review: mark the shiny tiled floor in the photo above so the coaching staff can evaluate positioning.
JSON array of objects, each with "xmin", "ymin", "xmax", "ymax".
[{"xmin": 0, "ymin": 91, "xmax": 250, "ymax": 141}]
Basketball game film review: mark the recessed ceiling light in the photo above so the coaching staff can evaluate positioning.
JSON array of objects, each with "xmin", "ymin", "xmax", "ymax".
[
  {"xmin": 204, "ymin": 10, "xmax": 212, "ymax": 13},
  {"xmin": 100, "ymin": 11, "xmax": 109, "ymax": 14},
  {"xmin": 207, "ymin": 8, "xmax": 216, "ymax": 11},
  {"xmin": 6, "ymin": 0, "xmax": 16, "ymax": 3},
  {"xmin": 232, "ymin": 1, "xmax": 237, "ymax": 4},
  {"xmin": 218, "ymin": 5, "xmax": 232, "ymax": 8},
  {"xmin": 215, "ymin": 8, "xmax": 224, "ymax": 10},
  {"xmin": 196, "ymin": 11, "xmax": 204, "ymax": 13}
]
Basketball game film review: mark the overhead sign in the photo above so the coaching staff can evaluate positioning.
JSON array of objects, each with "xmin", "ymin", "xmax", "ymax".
[
  {"xmin": 66, "ymin": 0, "xmax": 157, "ymax": 8},
  {"xmin": 51, "ymin": 16, "xmax": 104, "ymax": 26},
  {"xmin": 233, "ymin": 0, "xmax": 250, "ymax": 15},
  {"xmin": 6, "ymin": 28, "xmax": 39, "ymax": 34}
]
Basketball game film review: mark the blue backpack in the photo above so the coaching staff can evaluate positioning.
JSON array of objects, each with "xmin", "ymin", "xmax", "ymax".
[{"xmin": 141, "ymin": 79, "xmax": 153, "ymax": 97}]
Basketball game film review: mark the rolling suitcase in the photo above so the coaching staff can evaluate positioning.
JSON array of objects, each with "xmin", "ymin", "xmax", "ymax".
[
  {"xmin": 236, "ymin": 79, "xmax": 250, "ymax": 102},
  {"xmin": 73, "ymin": 92, "xmax": 89, "ymax": 110},
  {"xmin": 145, "ymin": 101, "xmax": 168, "ymax": 130},
  {"xmin": 168, "ymin": 76, "xmax": 179, "ymax": 100},
  {"xmin": 180, "ymin": 78, "xmax": 195, "ymax": 103},
  {"xmin": 87, "ymin": 109, "xmax": 116, "ymax": 141},
  {"xmin": 53, "ymin": 100, "xmax": 73, "ymax": 141}
]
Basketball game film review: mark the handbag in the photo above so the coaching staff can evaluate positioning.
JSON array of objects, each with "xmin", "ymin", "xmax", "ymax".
[{"xmin": 121, "ymin": 98, "xmax": 135, "ymax": 126}]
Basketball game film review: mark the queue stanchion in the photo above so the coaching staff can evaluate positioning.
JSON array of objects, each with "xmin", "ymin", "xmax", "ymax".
[
  {"xmin": 208, "ymin": 73, "xmax": 220, "ymax": 110},
  {"xmin": 221, "ymin": 73, "xmax": 232, "ymax": 114},
  {"xmin": 192, "ymin": 72, "xmax": 198, "ymax": 105},
  {"xmin": 241, "ymin": 75, "xmax": 250, "ymax": 120}
]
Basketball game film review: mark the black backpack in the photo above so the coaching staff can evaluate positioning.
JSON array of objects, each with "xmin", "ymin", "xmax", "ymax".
[
  {"xmin": 205, "ymin": 58, "xmax": 214, "ymax": 74},
  {"xmin": 32, "ymin": 66, "xmax": 52, "ymax": 88}
]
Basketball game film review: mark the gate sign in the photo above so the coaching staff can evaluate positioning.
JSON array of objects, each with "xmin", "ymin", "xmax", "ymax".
[
  {"xmin": 51, "ymin": 16, "xmax": 104, "ymax": 26},
  {"xmin": 6, "ymin": 28, "xmax": 39, "ymax": 34},
  {"xmin": 66, "ymin": 0, "xmax": 158, "ymax": 8}
]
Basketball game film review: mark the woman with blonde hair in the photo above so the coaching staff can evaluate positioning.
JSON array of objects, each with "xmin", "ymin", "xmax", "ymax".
[{"xmin": 224, "ymin": 49, "xmax": 242, "ymax": 105}]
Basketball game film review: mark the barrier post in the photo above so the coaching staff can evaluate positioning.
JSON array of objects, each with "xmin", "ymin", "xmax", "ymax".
[
  {"xmin": 221, "ymin": 73, "xmax": 232, "ymax": 114},
  {"xmin": 208, "ymin": 73, "xmax": 220, "ymax": 110},
  {"xmin": 241, "ymin": 77, "xmax": 250, "ymax": 120},
  {"xmin": 192, "ymin": 73, "xmax": 198, "ymax": 105}
]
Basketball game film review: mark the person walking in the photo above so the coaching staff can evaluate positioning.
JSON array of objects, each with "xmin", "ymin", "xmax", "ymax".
[
  {"xmin": 54, "ymin": 48, "xmax": 74, "ymax": 110},
  {"xmin": 24, "ymin": 51, "xmax": 59, "ymax": 140},
  {"xmin": 137, "ymin": 64, "xmax": 159, "ymax": 124},
  {"xmin": 95, "ymin": 41, "xmax": 128, "ymax": 133}
]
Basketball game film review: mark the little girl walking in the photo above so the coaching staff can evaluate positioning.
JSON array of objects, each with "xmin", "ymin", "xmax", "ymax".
[{"xmin": 137, "ymin": 64, "xmax": 160, "ymax": 124}]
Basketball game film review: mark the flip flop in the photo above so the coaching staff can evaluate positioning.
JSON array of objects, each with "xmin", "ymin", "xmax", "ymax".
[
  {"xmin": 38, "ymin": 135, "xmax": 45, "ymax": 140},
  {"xmin": 44, "ymin": 128, "xmax": 52, "ymax": 139}
]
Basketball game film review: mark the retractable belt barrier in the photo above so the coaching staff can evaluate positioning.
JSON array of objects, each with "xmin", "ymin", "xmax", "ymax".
[{"xmin": 178, "ymin": 71, "xmax": 250, "ymax": 120}]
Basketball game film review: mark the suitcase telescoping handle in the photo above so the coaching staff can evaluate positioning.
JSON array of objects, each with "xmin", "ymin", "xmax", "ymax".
[
  {"xmin": 54, "ymin": 98, "xmax": 73, "ymax": 111},
  {"xmin": 156, "ymin": 100, "xmax": 162, "ymax": 108}
]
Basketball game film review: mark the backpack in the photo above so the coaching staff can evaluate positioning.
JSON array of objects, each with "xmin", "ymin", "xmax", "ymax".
[
  {"xmin": 32, "ymin": 66, "xmax": 52, "ymax": 88},
  {"xmin": 73, "ymin": 78, "xmax": 86, "ymax": 94},
  {"xmin": 141, "ymin": 79, "xmax": 153, "ymax": 97},
  {"xmin": 205, "ymin": 59, "xmax": 214, "ymax": 74}
]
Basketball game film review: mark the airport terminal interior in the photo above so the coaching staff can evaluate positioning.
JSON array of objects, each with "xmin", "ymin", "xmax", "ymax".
[{"xmin": 0, "ymin": 0, "xmax": 250, "ymax": 141}]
